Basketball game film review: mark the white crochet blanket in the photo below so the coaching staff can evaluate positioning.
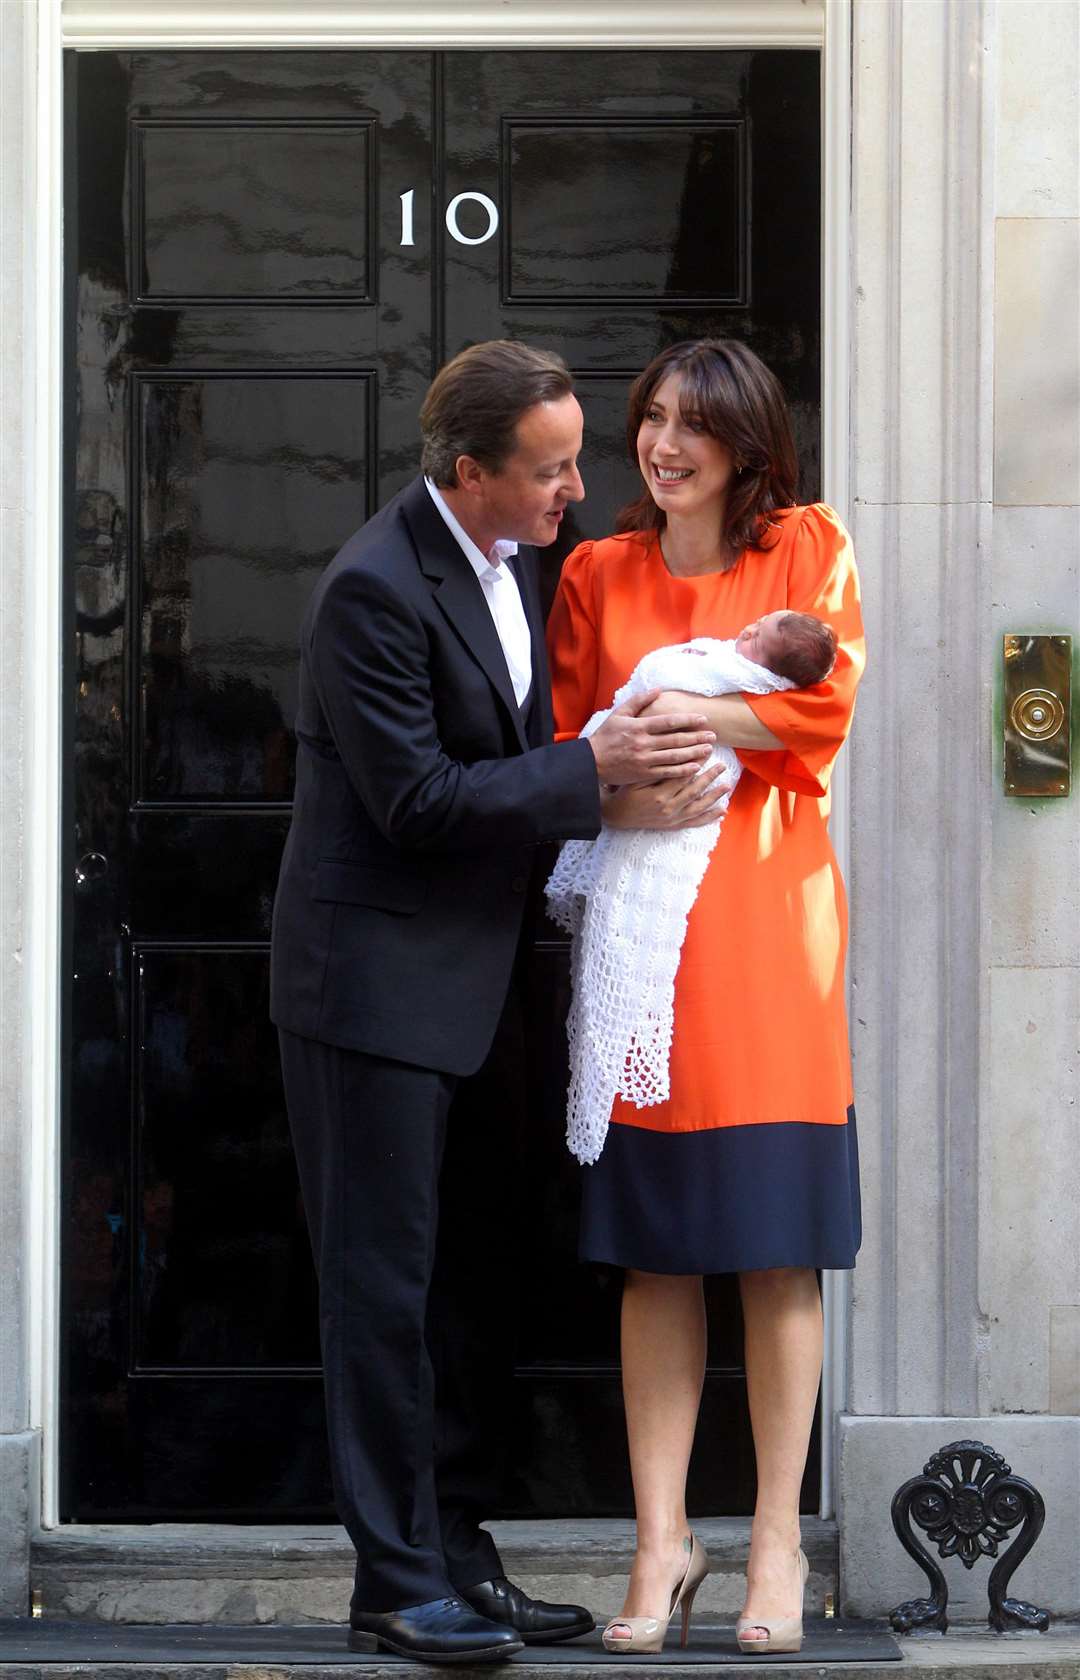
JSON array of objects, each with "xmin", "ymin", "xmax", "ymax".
[{"xmin": 546, "ymin": 637, "xmax": 794, "ymax": 1166}]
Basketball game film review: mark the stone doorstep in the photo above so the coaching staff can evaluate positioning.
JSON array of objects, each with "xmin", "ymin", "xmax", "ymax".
[
  {"xmin": 31, "ymin": 1521, "xmax": 837, "ymax": 1625},
  {"xmin": 2, "ymin": 1628, "xmax": 1080, "ymax": 1680}
]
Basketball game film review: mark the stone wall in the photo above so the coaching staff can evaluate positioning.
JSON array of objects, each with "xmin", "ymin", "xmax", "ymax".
[
  {"xmin": 839, "ymin": 0, "xmax": 1080, "ymax": 1621},
  {"xmin": 987, "ymin": 0, "xmax": 1079, "ymax": 1424}
]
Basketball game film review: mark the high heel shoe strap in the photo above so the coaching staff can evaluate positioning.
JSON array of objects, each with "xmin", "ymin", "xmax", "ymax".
[{"xmin": 602, "ymin": 1533, "xmax": 711, "ymax": 1656}]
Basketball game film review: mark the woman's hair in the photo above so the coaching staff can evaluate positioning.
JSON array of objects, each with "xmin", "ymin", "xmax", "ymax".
[
  {"xmin": 769, "ymin": 613, "xmax": 838, "ymax": 687},
  {"xmin": 617, "ymin": 338, "xmax": 799, "ymax": 557},
  {"xmin": 420, "ymin": 340, "xmax": 573, "ymax": 487}
]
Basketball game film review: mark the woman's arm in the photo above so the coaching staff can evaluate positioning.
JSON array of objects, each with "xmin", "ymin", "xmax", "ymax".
[
  {"xmin": 645, "ymin": 508, "xmax": 866, "ymax": 785},
  {"xmin": 641, "ymin": 690, "xmax": 784, "ymax": 751},
  {"xmin": 736, "ymin": 507, "xmax": 865, "ymax": 794}
]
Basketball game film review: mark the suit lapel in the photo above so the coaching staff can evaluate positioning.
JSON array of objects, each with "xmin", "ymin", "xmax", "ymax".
[{"xmin": 402, "ymin": 478, "xmax": 528, "ymax": 750}]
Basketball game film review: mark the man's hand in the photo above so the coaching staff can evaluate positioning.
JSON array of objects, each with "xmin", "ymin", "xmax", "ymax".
[
  {"xmin": 588, "ymin": 690, "xmax": 715, "ymax": 785},
  {"xmin": 601, "ymin": 765, "xmax": 733, "ymax": 831}
]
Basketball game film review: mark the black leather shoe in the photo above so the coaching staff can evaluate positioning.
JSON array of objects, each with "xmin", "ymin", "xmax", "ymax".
[
  {"xmin": 460, "ymin": 1576, "xmax": 595, "ymax": 1645},
  {"xmin": 348, "ymin": 1596, "xmax": 523, "ymax": 1664}
]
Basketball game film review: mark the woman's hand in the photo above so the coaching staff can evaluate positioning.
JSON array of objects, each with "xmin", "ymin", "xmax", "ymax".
[
  {"xmin": 601, "ymin": 765, "xmax": 733, "ymax": 831},
  {"xmin": 641, "ymin": 690, "xmax": 784, "ymax": 751},
  {"xmin": 639, "ymin": 689, "xmax": 698, "ymax": 719}
]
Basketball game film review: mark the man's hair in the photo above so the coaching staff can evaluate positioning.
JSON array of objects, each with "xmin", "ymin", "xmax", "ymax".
[
  {"xmin": 419, "ymin": 341, "xmax": 574, "ymax": 487},
  {"xmin": 768, "ymin": 612, "xmax": 838, "ymax": 687}
]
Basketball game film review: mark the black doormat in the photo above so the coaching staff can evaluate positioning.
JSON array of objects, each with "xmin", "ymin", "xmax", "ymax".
[{"xmin": 0, "ymin": 1621, "xmax": 902, "ymax": 1665}]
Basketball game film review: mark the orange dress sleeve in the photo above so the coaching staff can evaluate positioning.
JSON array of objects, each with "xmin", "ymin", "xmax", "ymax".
[
  {"xmin": 737, "ymin": 504, "xmax": 865, "ymax": 797},
  {"xmin": 546, "ymin": 540, "xmax": 600, "ymax": 742}
]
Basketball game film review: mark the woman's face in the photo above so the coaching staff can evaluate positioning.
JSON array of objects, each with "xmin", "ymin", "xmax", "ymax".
[{"xmin": 636, "ymin": 373, "xmax": 737, "ymax": 519}]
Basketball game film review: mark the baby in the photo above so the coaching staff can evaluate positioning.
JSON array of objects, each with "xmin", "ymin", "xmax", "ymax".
[
  {"xmin": 733, "ymin": 609, "xmax": 838, "ymax": 689},
  {"xmin": 546, "ymin": 611, "xmax": 838, "ymax": 1166}
]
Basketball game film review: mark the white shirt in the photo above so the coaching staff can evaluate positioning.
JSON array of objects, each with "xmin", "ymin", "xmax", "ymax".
[{"xmin": 424, "ymin": 478, "xmax": 534, "ymax": 709}]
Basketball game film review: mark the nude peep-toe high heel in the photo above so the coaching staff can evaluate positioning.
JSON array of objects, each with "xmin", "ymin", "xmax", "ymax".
[
  {"xmin": 736, "ymin": 1546, "xmax": 809, "ymax": 1655},
  {"xmin": 602, "ymin": 1533, "xmax": 710, "ymax": 1654}
]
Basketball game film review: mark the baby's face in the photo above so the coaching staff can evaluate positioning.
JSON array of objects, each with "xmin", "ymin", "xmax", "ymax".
[{"xmin": 735, "ymin": 611, "xmax": 788, "ymax": 670}]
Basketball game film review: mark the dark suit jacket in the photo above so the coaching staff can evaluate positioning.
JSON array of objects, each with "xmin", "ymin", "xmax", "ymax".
[{"xmin": 270, "ymin": 475, "xmax": 601, "ymax": 1075}]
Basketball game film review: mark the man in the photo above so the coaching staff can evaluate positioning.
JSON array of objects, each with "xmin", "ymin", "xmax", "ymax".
[{"xmin": 270, "ymin": 341, "xmax": 715, "ymax": 1665}]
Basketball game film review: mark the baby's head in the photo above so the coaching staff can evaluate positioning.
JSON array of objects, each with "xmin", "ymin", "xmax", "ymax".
[{"xmin": 735, "ymin": 610, "xmax": 838, "ymax": 686}]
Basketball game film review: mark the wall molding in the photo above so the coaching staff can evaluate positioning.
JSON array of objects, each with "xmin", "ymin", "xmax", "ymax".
[
  {"xmin": 818, "ymin": 0, "xmax": 852, "ymax": 1521},
  {"xmin": 62, "ymin": 0, "xmax": 825, "ymax": 49},
  {"xmin": 29, "ymin": 0, "xmax": 65, "ymax": 1534},
  {"xmin": 846, "ymin": 0, "xmax": 994, "ymax": 1422}
]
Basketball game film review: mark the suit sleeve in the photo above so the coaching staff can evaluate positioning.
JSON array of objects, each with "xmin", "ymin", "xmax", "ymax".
[
  {"xmin": 309, "ymin": 563, "xmax": 601, "ymax": 853},
  {"xmin": 546, "ymin": 541, "xmax": 601, "ymax": 741},
  {"xmin": 736, "ymin": 504, "xmax": 866, "ymax": 797}
]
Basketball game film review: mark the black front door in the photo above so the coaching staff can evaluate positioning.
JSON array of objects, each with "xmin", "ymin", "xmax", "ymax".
[{"xmin": 64, "ymin": 47, "xmax": 821, "ymax": 1520}]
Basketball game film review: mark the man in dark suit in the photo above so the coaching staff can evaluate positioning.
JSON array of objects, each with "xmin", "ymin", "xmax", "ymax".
[{"xmin": 270, "ymin": 342, "xmax": 716, "ymax": 1665}]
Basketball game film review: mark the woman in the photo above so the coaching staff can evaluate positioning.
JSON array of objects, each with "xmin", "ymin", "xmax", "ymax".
[{"xmin": 546, "ymin": 340, "xmax": 864, "ymax": 1655}]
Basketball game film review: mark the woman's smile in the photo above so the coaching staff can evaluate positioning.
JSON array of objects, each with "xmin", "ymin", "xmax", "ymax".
[{"xmin": 637, "ymin": 373, "xmax": 738, "ymax": 515}]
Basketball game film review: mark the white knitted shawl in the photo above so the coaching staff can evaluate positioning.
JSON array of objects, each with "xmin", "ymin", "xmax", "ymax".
[{"xmin": 546, "ymin": 637, "xmax": 794, "ymax": 1166}]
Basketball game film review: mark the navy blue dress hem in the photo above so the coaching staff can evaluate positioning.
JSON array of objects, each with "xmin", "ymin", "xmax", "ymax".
[{"xmin": 578, "ymin": 1108, "xmax": 861, "ymax": 1276}]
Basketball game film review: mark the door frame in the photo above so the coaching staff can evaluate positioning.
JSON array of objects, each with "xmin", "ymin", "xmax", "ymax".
[{"xmin": 31, "ymin": 0, "xmax": 850, "ymax": 1526}]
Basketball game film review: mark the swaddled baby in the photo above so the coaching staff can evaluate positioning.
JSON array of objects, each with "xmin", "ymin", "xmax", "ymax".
[{"xmin": 546, "ymin": 610, "xmax": 838, "ymax": 1166}]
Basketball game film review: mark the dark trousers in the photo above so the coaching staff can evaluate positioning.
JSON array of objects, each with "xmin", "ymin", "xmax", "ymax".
[{"xmin": 279, "ymin": 987, "xmax": 526, "ymax": 1612}]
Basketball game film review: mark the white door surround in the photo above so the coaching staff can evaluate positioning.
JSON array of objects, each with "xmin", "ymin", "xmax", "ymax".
[{"xmin": 9, "ymin": 0, "xmax": 851, "ymax": 1542}]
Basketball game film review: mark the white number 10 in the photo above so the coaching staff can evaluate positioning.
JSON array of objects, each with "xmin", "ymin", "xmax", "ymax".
[{"xmin": 399, "ymin": 188, "xmax": 500, "ymax": 248}]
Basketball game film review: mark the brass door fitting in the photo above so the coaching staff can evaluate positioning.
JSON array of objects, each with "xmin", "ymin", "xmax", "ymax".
[{"xmin": 1003, "ymin": 634, "xmax": 1071, "ymax": 797}]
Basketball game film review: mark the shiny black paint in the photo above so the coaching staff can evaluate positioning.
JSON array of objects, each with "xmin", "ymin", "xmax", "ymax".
[
  {"xmin": 65, "ymin": 48, "xmax": 821, "ymax": 1519},
  {"xmin": 133, "ymin": 120, "xmax": 376, "ymax": 302}
]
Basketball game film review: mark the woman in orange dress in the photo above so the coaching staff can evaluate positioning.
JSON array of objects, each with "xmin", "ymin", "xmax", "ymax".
[{"xmin": 546, "ymin": 340, "xmax": 864, "ymax": 1655}]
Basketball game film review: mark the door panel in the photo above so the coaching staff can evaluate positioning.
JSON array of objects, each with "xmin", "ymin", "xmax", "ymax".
[
  {"xmin": 136, "ymin": 371, "xmax": 373, "ymax": 804},
  {"xmin": 133, "ymin": 120, "xmax": 376, "ymax": 302},
  {"xmin": 134, "ymin": 946, "xmax": 318, "ymax": 1371},
  {"xmin": 501, "ymin": 119, "xmax": 746, "ymax": 304},
  {"xmin": 65, "ymin": 47, "xmax": 821, "ymax": 1519}
]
